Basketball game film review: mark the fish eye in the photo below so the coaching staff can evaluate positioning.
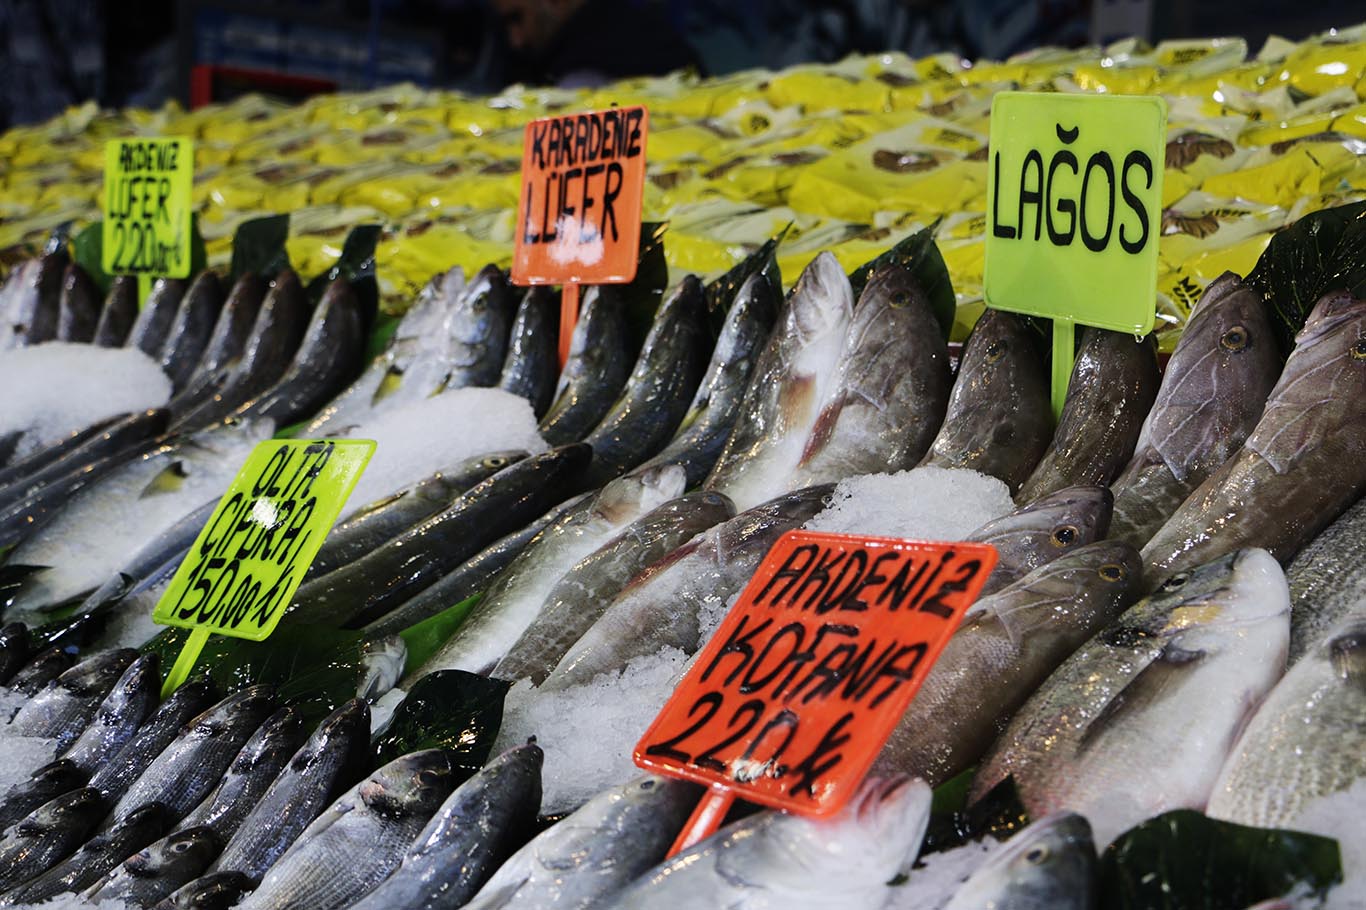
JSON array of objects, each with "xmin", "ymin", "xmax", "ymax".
[
  {"xmin": 1098, "ymin": 563, "xmax": 1126, "ymax": 582},
  {"xmin": 486, "ymin": 456, "xmax": 508, "ymax": 468},
  {"xmin": 1220, "ymin": 325, "xmax": 1248, "ymax": 352},
  {"xmin": 1051, "ymin": 525, "xmax": 1079, "ymax": 547},
  {"xmin": 890, "ymin": 290, "xmax": 912, "ymax": 308},
  {"xmin": 640, "ymin": 780, "xmax": 656, "ymax": 790},
  {"xmin": 172, "ymin": 840, "xmax": 191, "ymax": 853},
  {"xmin": 1024, "ymin": 845, "xmax": 1051, "ymax": 865},
  {"xmin": 1352, "ymin": 340, "xmax": 1366, "ymax": 360},
  {"xmin": 1161, "ymin": 572, "xmax": 1189, "ymax": 591},
  {"xmin": 417, "ymin": 769, "xmax": 445, "ymax": 787},
  {"xmin": 984, "ymin": 340, "xmax": 1007, "ymax": 363}
]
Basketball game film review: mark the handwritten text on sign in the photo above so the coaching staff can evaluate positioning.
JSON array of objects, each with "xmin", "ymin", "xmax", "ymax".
[
  {"xmin": 635, "ymin": 531, "xmax": 997, "ymax": 817},
  {"xmin": 512, "ymin": 106, "xmax": 648, "ymax": 285},
  {"xmin": 102, "ymin": 138, "xmax": 194, "ymax": 278},
  {"xmin": 154, "ymin": 439, "xmax": 373, "ymax": 641}
]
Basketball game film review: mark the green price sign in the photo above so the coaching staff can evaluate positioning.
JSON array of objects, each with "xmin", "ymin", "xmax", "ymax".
[
  {"xmin": 984, "ymin": 92, "xmax": 1165, "ymax": 414},
  {"xmin": 102, "ymin": 137, "xmax": 195, "ymax": 278},
  {"xmin": 154, "ymin": 439, "xmax": 374, "ymax": 695}
]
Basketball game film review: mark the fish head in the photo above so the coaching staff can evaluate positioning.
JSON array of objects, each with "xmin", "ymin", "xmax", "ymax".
[
  {"xmin": 858, "ymin": 263, "xmax": 923, "ymax": 313},
  {"xmin": 988, "ymin": 540, "xmax": 1141, "ymax": 644},
  {"xmin": 160, "ymin": 679, "xmax": 218, "ymax": 719},
  {"xmin": 714, "ymin": 274, "xmax": 779, "ymax": 374},
  {"xmin": 93, "ymin": 654, "xmax": 160, "ymax": 722},
  {"xmin": 483, "ymin": 741, "xmax": 546, "ymax": 810},
  {"xmin": 789, "ymin": 252, "xmax": 854, "ymax": 345},
  {"xmin": 187, "ymin": 685, "xmax": 276, "ymax": 741},
  {"xmin": 969, "ymin": 485, "xmax": 1113, "ymax": 567},
  {"xmin": 118, "ymin": 801, "xmax": 171, "ymax": 836},
  {"xmin": 449, "ymin": 265, "xmax": 515, "ymax": 346},
  {"xmin": 232, "ymin": 707, "xmax": 305, "ymax": 774},
  {"xmin": 466, "ymin": 449, "xmax": 529, "ymax": 476},
  {"xmin": 358, "ymin": 637, "xmax": 408, "ymax": 701},
  {"xmin": 28, "ymin": 759, "xmax": 85, "ymax": 794},
  {"xmin": 165, "ymin": 871, "xmax": 252, "ymax": 909},
  {"xmin": 30, "ymin": 787, "xmax": 105, "ymax": 831},
  {"xmin": 595, "ymin": 464, "xmax": 687, "ymax": 523},
  {"xmin": 1326, "ymin": 614, "xmax": 1366, "ymax": 683},
  {"xmin": 153, "ymin": 826, "xmax": 221, "ymax": 872},
  {"xmin": 58, "ymin": 649, "xmax": 138, "ymax": 697},
  {"xmin": 945, "ymin": 812, "xmax": 1096, "ymax": 910},
  {"xmin": 298, "ymin": 697, "xmax": 370, "ymax": 770},
  {"xmin": 361, "ymin": 749, "xmax": 455, "ymax": 819}
]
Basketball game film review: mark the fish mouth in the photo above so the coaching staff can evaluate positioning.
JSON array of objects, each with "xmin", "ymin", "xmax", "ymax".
[{"xmin": 1298, "ymin": 290, "xmax": 1366, "ymax": 345}]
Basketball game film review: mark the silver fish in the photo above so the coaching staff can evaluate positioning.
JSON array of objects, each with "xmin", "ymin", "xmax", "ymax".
[
  {"xmin": 151, "ymin": 871, "xmax": 252, "ymax": 910},
  {"xmin": 964, "ymin": 485, "xmax": 1113, "ymax": 597},
  {"xmin": 5, "ymin": 647, "xmax": 74, "ymax": 697},
  {"xmin": 93, "ymin": 276, "xmax": 139, "ymax": 347},
  {"xmin": 60, "ymin": 653, "xmax": 161, "ymax": 777},
  {"xmin": 538, "ymin": 284, "xmax": 635, "ymax": 446},
  {"xmin": 86, "ymin": 825, "xmax": 221, "ymax": 908},
  {"xmin": 358, "ymin": 635, "xmax": 408, "ymax": 701},
  {"xmin": 0, "ymin": 787, "xmax": 106, "ymax": 891},
  {"xmin": 88, "ymin": 680, "xmax": 218, "ymax": 800},
  {"xmin": 9, "ymin": 649, "xmax": 138, "ymax": 748},
  {"xmin": 0, "ymin": 760, "xmax": 86, "ymax": 835},
  {"xmin": 438, "ymin": 265, "xmax": 519, "ymax": 391},
  {"xmin": 498, "ymin": 286, "xmax": 560, "ymax": 418},
  {"xmin": 943, "ymin": 813, "xmax": 1096, "ymax": 910},
  {"xmin": 1284, "ymin": 496, "xmax": 1366, "ymax": 664}
]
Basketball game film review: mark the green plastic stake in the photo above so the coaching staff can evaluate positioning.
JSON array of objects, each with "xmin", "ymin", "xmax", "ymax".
[
  {"xmin": 162, "ymin": 627, "xmax": 210, "ymax": 698},
  {"xmin": 1050, "ymin": 320, "xmax": 1074, "ymax": 420}
]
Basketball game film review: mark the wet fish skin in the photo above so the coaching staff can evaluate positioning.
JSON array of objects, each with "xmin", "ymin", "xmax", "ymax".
[
  {"xmin": 6, "ymin": 647, "xmax": 75, "ymax": 697},
  {"xmin": 544, "ymin": 484, "xmax": 835, "ymax": 690},
  {"xmin": 600, "ymin": 776, "xmax": 931, "ymax": 910},
  {"xmin": 1109, "ymin": 273, "xmax": 1281, "ymax": 548},
  {"xmin": 56, "ymin": 263, "xmax": 102, "ymax": 342},
  {"xmin": 442, "ymin": 265, "xmax": 519, "ymax": 390},
  {"xmin": 461, "ymin": 776, "xmax": 701, "ymax": 910},
  {"xmin": 943, "ymin": 813, "xmax": 1097, "ymax": 910},
  {"xmin": 498, "ymin": 286, "xmax": 560, "ymax": 418},
  {"xmin": 151, "ymin": 871, "xmax": 252, "ymax": 910},
  {"xmin": 0, "ymin": 621, "xmax": 28, "ymax": 684},
  {"xmin": 0, "ymin": 787, "xmax": 106, "ymax": 891},
  {"xmin": 358, "ymin": 635, "xmax": 407, "ymax": 700},
  {"xmin": 86, "ymin": 825, "xmax": 221, "ymax": 908},
  {"xmin": 793, "ymin": 264, "xmax": 951, "ymax": 486},
  {"xmin": 495, "ymin": 490, "xmax": 736, "ymax": 684},
  {"xmin": 538, "ymin": 284, "xmax": 635, "ymax": 445},
  {"xmin": 87, "ymin": 680, "xmax": 218, "ymax": 799},
  {"xmin": 349, "ymin": 743, "xmax": 544, "ymax": 910},
  {"xmin": 93, "ymin": 276, "xmax": 139, "ymax": 347},
  {"xmin": 9, "ymin": 648, "xmax": 138, "ymax": 748},
  {"xmin": 1016, "ymin": 328, "xmax": 1160, "ymax": 504},
  {"xmin": 127, "ymin": 278, "xmax": 189, "ymax": 358},
  {"xmin": 1142, "ymin": 291, "xmax": 1366, "ymax": 589},
  {"xmin": 921, "ymin": 308, "xmax": 1053, "ymax": 493},
  {"xmin": 9, "ymin": 248, "xmax": 68, "ymax": 347},
  {"xmin": 210, "ymin": 698, "xmax": 371, "ymax": 884},
  {"xmin": 973, "ymin": 548, "xmax": 1290, "ymax": 847},
  {"xmin": 159, "ymin": 272, "xmax": 226, "ymax": 392},
  {"xmin": 171, "ymin": 274, "xmax": 269, "ymax": 414},
  {"xmin": 1285, "ymin": 497, "xmax": 1366, "ymax": 664},
  {"xmin": 877, "ymin": 541, "xmax": 1141, "ymax": 786},
  {"xmin": 965, "ymin": 486, "xmax": 1113, "ymax": 597},
  {"xmin": 582, "ymin": 276, "xmax": 713, "ymax": 486},
  {"xmin": 0, "ymin": 415, "xmax": 122, "ymax": 490},
  {"xmin": 0, "ymin": 760, "xmax": 87, "ymax": 835},
  {"xmin": 61, "ymin": 653, "xmax": 161, "ymax": 777}
]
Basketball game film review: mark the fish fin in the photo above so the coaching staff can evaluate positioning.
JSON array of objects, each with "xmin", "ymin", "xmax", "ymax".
[
  {"xmin": 777, "ymin": 375, "xmax": 818, "ymax": 434},
  {"xmin": 140, "ymin": 462, "xmax": 189, "ymax": 497},
  {"xmin": 1078, "ymin": 643, "xmax": 1206, "ymax": 749},
  {"xmin": 798, "ymin": 399, "xmax": 842, "ymax": 465},
  {"xmin": 989, "ymin": 593, "xmax": 1071, "ymax": 648},
  {"xmin": 1329, "ymin": 623, "xmax": 1366, "ymax": 691},
  {"xmin": 0, "ymin": 563, "xmax": 46, "ymax": 590},
  {"xmin": 371, "ymin": 367, "xmax": 405, "ymax": 406}
]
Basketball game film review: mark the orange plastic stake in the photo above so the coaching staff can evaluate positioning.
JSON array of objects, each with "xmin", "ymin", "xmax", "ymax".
[
  {"xmin": 558, "ymin": 282, "xmax": 579, "ymax": 368},
  {"xmin": 667, "ymin": 785, "xmax": 736, "ymax": 858}
]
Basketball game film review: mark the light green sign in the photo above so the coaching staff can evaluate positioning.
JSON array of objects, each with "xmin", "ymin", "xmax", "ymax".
[
  {"xmin": 102, "ymin": 137, "xmax": 195, "ymax": 278},
  {"xmin": 154, "ymin": 439, "xmax": 374, "ymax": 695}
]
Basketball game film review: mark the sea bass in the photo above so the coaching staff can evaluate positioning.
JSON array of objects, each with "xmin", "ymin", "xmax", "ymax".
[
  {"xmin": 87, "ymin": 680, "xmax": 219, "ymax": 800},
  {"xmin": 59, "ymin": 653, "xmax": 161, "ymax": 777},
  {"xmin": 0, "ymin": 787, "xmax": 105, "ymax": 891},
  {"xmin": 85, "ymin": 825, "xmax": 221, "ymax": 908},
  {"xmin": 9, "ymin": 649, "xmax": 139, "ymax": 749}
]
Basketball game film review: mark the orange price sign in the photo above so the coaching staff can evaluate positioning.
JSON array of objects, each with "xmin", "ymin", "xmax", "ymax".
[
  {"xmin": 512, "ymin": 105, "xmax": 649, "ymax": 365},
  {"xmin": 635, "ymin": 529, "xmax": 997, "ymax": 854}
]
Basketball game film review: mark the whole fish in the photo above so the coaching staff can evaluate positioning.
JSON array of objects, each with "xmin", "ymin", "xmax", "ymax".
[
  {"xmin": 973, "ymin": 548, "xmax": 1290, "ymax": 846},
  {"xmin": 6, "ymin": 647, "xmax": 75, "ymax": 697},
  {"xmin": 5, "ymin": 249, "xmax": 67, "ymax": 348},
  {"xmin": 1109, "ymin": 273, "xmax": 1281, "ymax": 548},
  {"xmin": 171, "ymin": 274, "xmax": 269, "ymax": 413},
  {"xmin": 964, "ymin": 486, "xmax": 1113, "ymax": 597},
  {"xmin": 921, "ymin": 308, "xmax": 1053, "ymax": 493},
  {"xmin": 1206, "ymin": 606, "xmax": 1366, "ymax": 829},
  {"xmin": 1284, "ymin": 497, "xmax": 1366, "ymax": 664},
  {"xmin": 706, "ymin": 252, "xmax": 854, "ymax": 511},
  {"xmin": 439, "ymin": 265, "xmax": 519, "ymax": 391},
  {"xmin": 943, "ymin": 813, "xmax": 1097, "ymax": 910},
  {"xmin": 56, "ymin": 263, "xmax": 101, "ymax": 342},
  {"xmin": 308, "ymin": 451, "xmax": 528, "ymax": 579},
  {"xmin": 0, "ymin": 760, "xmax": 86, "ymax": 835},
  {"xmin": 793, "ymin": 264, "xmax": 951, "ymax": 487},
  {"xmin": 349, "ymin": 742, "xmax": 543, "ymax": 910},
  {"xmin": 93, "ymin": 276, "xmax": 139, "ymax": 347},
  {"xmin": 0, "ymin": 787, "xmax": 105, "ymax": 890},
  {"xmin": 1142, "ymin": 291, "xmax": 1366, "ymax": 588},
  {"xmin": 159, "ymin": 272, "xmax": 226, "ymax": 392},
  {"xmin": 210, "ymin": 698, "xmax": 371, "ymax": 883},
  {"xmin": 231, "ymin": 750, "xmax": 455, "ymax": 910},
  {"xmin": 9, "ymin": 649, "xmax": 138, "ymax": 748},
  {"xmin": 461, "ymin": 776, "xmax": 700, "ymax": 910},
  {"xmin": 0, "ymin": 802, "xmax": 171, "ymax": 904},
  {"xmin": 544, "ymin": 484, "xmax": 834, "ymax": 690},
  {"xmin": 417, "ymin": 464, "xmax": 686, "ymax": 678},
  {"xmin": 87, "ymin": 680, "xmax": 219, "ymax": 799},
  {"xmin": 498, "ymin": 286, "xmax": 559, "ymax": 418},
  {"xmin": 0, "ymin": 620, "xmax": 28, "ymax": 683},
  {"xmin": 107, "ymin": 685, "xmax": 277, "ymax": 827},
  {"xmin": 151, "ymin": 872, "xmax": 252, "ymax": 910},
  {"xmin": 538, "ymin": 284, "xmax": 636, "ymax": 445},
  {"xmin": 600, "ymin": 776, "xmax": 931, "ymax": 910},
  {"xmin": 581, "ymin": 277, "xmax": 713, "ymax": 486},
  {"xmin": 1016, "ymin": 328, "xmax": 1160, "ymax": 504},
  {"xmin": 634, "ymin": 272, "xmax": 779, "ymax": 487},
  {"xmin": 86, "ymin": 826, "xmax": 221, "ymax": 908},
  {"xmin": 495, "ymin": 490, "xmax": 736, "ymax": 684},
  {"xmin": 876, "ymin": 541, "xmax": 1141, "ymax": 786},
  {"xmin": 127, "ymin": 278, "xmax": 189, "ymax": 358},
  {"xmin": 60, "ymin": 653, "xmax": 161, "ymax": 777},
  {"xmin": 285, "ymin": 444, "xmax": 592, "ymax": 629}
]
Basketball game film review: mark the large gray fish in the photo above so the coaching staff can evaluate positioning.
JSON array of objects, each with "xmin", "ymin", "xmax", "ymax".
[
  {"xmin": 1142, "ymin": 291, "xmax": 1366, "ymax": 589},
  {"xmin": 127, "ymin": 278, "xmax": 189, "ymax": 358},
  {"xmin": 495, "ymin": 490, "xmax": 736, "ymax": 684},
  {"xmin": 461, "ymin": 776, "xmax": 700, "ymax": 910},
  {"xmin": 286, "ymin": 444, "xmax": 592, "ymax": 629},
  {"xmin": 439, "ymin": 265, "xmax": 519, "ymax": 391},
  {"xmin": 634, "ymin": 272, "xmax": 780, "ymax": 487},
  {"xmin": 1016, "ymin": 328, "xmax": 1160, "ymax": 504},
  {"xmin": 0, "ymin": 787, "xmax": 105, "ymax": 890},
  {"xmin": 543, "ymin": 484, "xmax": 835, "ymax": 690},
  {"xmin": 0, "ymin": 761, "xmax": 86, "ymax": 835},
  {"xmin": 56, "ymin": 263, "xmax": 102, "ymax": 343},
  {"xmin": 706, "ymin": 253, "xmax": 854, "ymax": 511},
  {"xmin": 943, "ymin": 813, "xmax": 1097, "ymax": 910},
  {"xmin": 792, "ymin": 264, "xmax": 951, "ymax": 487},
  {"xmin": 159, "ymin": 272, "xmax": 226, "ymax": 393},
  {"xmin": 348, "ymin": 742, "xmax": 544, "ymax": 910},
  {"xmin": 498, "ymin": 286, "xmax": 559, "ymax": 418},
  {"xmin": 9, "ymin": 649, "xmax": 138, "ymax": 748},
  {"xmin": 538, "ymin": 284, "xmax": 636, "ymax": 445},
  {"xmin": 0, "ymin": 621, "xmax": 27, "ymax": 684},
  {"xmin": 876, "ymin": 541, "xmax": 1141, "ymax": 786},
  {"xmin": 3, "ymin": 249, "xmax": 67, "ymax": 348},
  {"xmin": 1109, "ymin": 273, "xmax": 1280, "ymax": 548},
  {"xmin": 171, "ymin": 274, "xmax": 269, "ymax": 413},
  {"xmin": 965, "ymin": 486, "xmax": 1113, "ymax": 597},
  {"xmin": 415, "ymin": 464, "xmax": 686, "ymax": 679},
  {"xmin": 60, "ymin": 653, "xmax": 161, "ymax": 777},
  {"xmin": 107, "ymin": 685, "xmax": 276, "ymax": 827},
  {"xmin": 87, "ymin": 680, "xmax": 218, "ymax": 800},
  {"xmin": 1206, "ymin": 605, "xmax": 1366, "ymax": 829},
  {"xmin": 973, "ymin": 548, "xmax": 1290, "ymax": 846},
  {"xmin": 151, "ymin": 871, "xmax": 251, "ymax": 910},
  {"xmin": 231, "ymin": 750, "xmax": 454, "ymax": 910},
  {"xmin": 210, "ymin": 698, "xmax": 371, "ymax": 883},
  {"xmin": 921, "ymin": 308, "xmax": 1053, "ymax": 493},
  {"xmin": 600, "ymin": 776, "xmax": 931, "ymax": 910},
  {"xmin": 6, "ymin": 648, "xmax": 75, "ymax": 698},
  {"xmin": 1284, "ymin": 497, "xmax": 1366, "ymax": 664},
  {"xmin": 581, "ymin": 277, "xmax": 713, "ymax": 486},
  {"xmin": 93, "ymin": 276, "xmax": 139, "ymax": 347},
  {"xmin": 86, "ymin": 825, "xmax": 221, "ymax": 909}
]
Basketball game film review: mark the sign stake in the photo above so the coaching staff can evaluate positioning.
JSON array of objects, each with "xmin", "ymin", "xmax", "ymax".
[
  {"xmin": 162, "ymin": 627, "xmax": 210, "ymax": 698},
  {"xmin": 559, "ymin": 281, "xmax": 579, "ymax": 368},
  {"xmin": 1051, "ymin": 319, "xmax": 1075, "ymax": 420},
  {"xmin": 668, "ymin": 785, "xmax": 735, "ymax": 858}
]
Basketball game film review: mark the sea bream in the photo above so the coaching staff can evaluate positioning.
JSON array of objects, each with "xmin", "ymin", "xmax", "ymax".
[{"xmin": 1284, "ymin": 496, "xmax": 1366, "ymax": 664}]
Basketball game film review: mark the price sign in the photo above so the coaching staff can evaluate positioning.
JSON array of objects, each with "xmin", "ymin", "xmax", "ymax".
[
  {"xmin": 103, "ymin": 138, "xmax": 195, "ymax": 278},
  {"xmin": 636, "ymin": 530, "xmax": 997, "ymax": 848}
]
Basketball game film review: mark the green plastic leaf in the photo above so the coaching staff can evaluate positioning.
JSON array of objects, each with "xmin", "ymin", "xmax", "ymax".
[
  {"xmin": 71, "ymin": 223, "xmax": 111, "ymax": 296},
  {"xmin": 229, "ymin": 214, "xmax": 291, "ymax": 283},
  {"xmin": 1098, "ymin": 809, "xmax": 1342, "ymax": 910},
  {"xmin": 306, "ymin": 224, "xmax": 381, "ymax": 332},
  {"xmin": 1246, "ymin": 200, "xmax": 1366, "ymax": 357},
  {"xmin": 921, "ymin": 773, "xmax": 1030, "ymax": 854},
  {"xmin": 847, "ymin": 220, "xmax": 955, "ymax": 341},
  {"xmin": 372, "ymin": 669, "xmax": 509, "ymax": 783},
  {"xmin": 702, "ymin": 230, "xmax": 786, "ymax": 335},
  {"xmin": 398, "ymin": 593, "xmax": 484, "ymax": 675}
]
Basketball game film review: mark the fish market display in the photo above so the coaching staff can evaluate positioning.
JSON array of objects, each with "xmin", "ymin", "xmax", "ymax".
[
  {"xmin": 537, "ymin": 285, "xmax": 636, "ymax": 446},
  {"xmin": 962, "ymin": 485, "xmax": 1113, "ymax": 596},
  {"xmin": 942, "ymin": 813, "xmax": 1097, "ymax": 910},
  {"xmin": 497, "ymin": 288, "xmax": 559, "ymax": 418}
]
